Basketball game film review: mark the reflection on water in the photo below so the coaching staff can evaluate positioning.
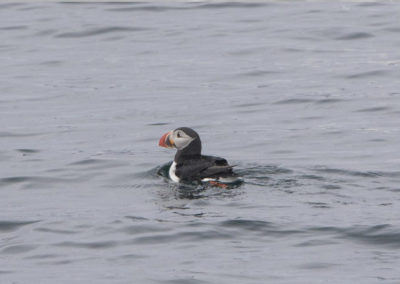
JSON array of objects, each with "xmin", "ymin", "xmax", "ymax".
[{"xmin": 1, "ymin": 1, "xmax": 400, "ymax": 283}]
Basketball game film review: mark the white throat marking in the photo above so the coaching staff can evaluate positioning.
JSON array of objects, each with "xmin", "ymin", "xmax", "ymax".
[{"xmin": 169, "ymin": 161, "xmax": 180, "ymax": 182}]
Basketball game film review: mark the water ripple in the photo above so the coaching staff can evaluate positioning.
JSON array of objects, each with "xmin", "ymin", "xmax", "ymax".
[
  {"xmin": 239, "ymin": 70, "xmax": 280, "ymax": 77},
  {"xmin": 133, "ymin": 230, "xmax": 232, "ymax": 244},
  {"xmin": 0, "ymin": 3, "xmax": 25, "ymax": 9},
  {"xmin": 68, "ymin": 158, "xmax": 128, "ymax": 170},
  {"xmin": 0, "ymin": 220, "xmax": 39, "ymax": 232},
  {"xmin": 0, "ymin": 174, "xmax": 96, "ymax": 189},
  {"xmin": 0, "ymin": 25, "xmax": 28, "ymax": 30},
  {"xmin": 60, "ymin": 1, "xmax": 143, "ymax": 5},
  {"xmin": 118, "ymin": 225, "xmax": 171, "ymax": 235},
  {"xmin": 356, "ymin": 106, "xmax": 390, "ymax": 112},
  {"xmin": 55, "ymin": 26, "xmax": 149, "ymax": 38},
  {"xmin": 156, "ymin": 279, "xmax": 209, "ymax": 284},
  {"xmin": 315, "ymin": 98, "xmax": 344, "ymax": 104},
  {"xmin": 335, "ymin": 32, "xmax": 374, "ymax": 40},
  {"xmin": 0, "ymin": 131, "xmax": 45, "ymax": 138},
  {"xmin": 219, "ymin": 219, "xmax": 274, "ymax": 231},
  {"xmin": 35, "ymin": 227, "xmax": 78, "ymax": 235},
  {"xmin": 108, "ymin": 2, "xmax": 267, "ymax": 12},
  {"xmin": 313, "ymin": 167, "xmax": 382, "ymax": 178},
  {"xmin": 16, "ymin": 148, "xmax": 39, "ymax": 155},
  {"xmin": 2, "ymin": 245, "xmax": 37, "ymax": 254},
  {"xmin": 310, "ymin": 224, "xmax": 400, "ymax": 248},
  {"xmin": 385, "ymin": 27, "xmax": 400, "ymax": 33},
  {"xmin": 108, "ymin": 5, "xmax": 177, "ymax": 12},
  {"xmin": 345, "ymin": 70, "xmax": 389, "ymax": 79},
  {"xmin": 0, "ymin": 270, "xmax": 14, "ymax": 274},
  {"xmin": 55, "ymin": 241, "xmax": 118, "ymax": 249},
  {"xmin": 274, "ymin": 98, "xmax": 315, "ymax": 105},
  {"xmin": 196, "ymin": 2, "xmax": 267, "ymax": 9}
]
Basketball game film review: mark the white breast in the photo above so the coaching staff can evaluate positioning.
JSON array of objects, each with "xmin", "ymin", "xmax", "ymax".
[{"xmin": 169, "ymin": 161, "xmax": 180, "ymax": 182}]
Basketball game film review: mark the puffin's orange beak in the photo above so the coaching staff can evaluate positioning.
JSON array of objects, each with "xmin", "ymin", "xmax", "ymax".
[{"xmin": 159, "ymin": 131, "xmax": 175, "ymax": 148}]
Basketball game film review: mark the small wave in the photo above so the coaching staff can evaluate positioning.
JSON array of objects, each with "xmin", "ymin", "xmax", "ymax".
[
  {"xmin": 125, "ymin": 216, "xmax": 149, "ymax": 221},
  {"xmin": 274, "ymin": 98, "xmax": 315, "ymax": 105},
  {"xmin": 0, "ymin": 270, "xmax": 13, "ymax": 274},
  {"xmin": 298, "ymin": 174, "xmax": 326, "ymax": 181},
  {"xmin": 107, "ymin": 253, "xmax": 147, "ymax": 261},
  {"xmin": 315, "ymin": 98, "xmax": 344, "ymax": 104},
  {"xmin": 35, "ymin": 29, "xmax": 57, "ymax": 36},
  {"xmin": 133, "ymin": 230, "xmax": 232, "ymax": 244},
  {"xmin": 313, "ymin": 167, "xmax": 382, "ymax": 178},
  {"xmin": 155, "ymin": 279, "xmax": 209, "ymax": 284},
  {"xmin": 321, "ymin": 184, "xmax": 341, "ymax": 190},
  {"xmin": 68, "ymin": 158, "xmax": 128, "ymax": 171},
  {"xmin": 220, "ymin": 219, "xmax": 274, "ymax": 231},
  {"xmin": 18, "ymin": 5, "xmax": 48, "ymax": 11},
  {"xmin": 357, "ymin": 2, "xmax": 387, "ymax": 7},
  {"xmin": 234, "ymin": 102, "xmax": 266, "ymax": 108},
  {"xmin": 39, "ymin": 60, "xmax": 63, "ymax": 66},
  {"xmin": 195, "ymin": 2, "xmax": 267, "ymax": 9},
  {"xmin": 35, "ymin": 227, "xmax": 78, "ymax": 235},
  {"xmin": 385, "ymin": 27, "xmax": 400, "ymax": 33},
  {"xmin": 0, "ymin": 3, "xmax": 25, "ymax": 9},
  {"xmin": 304, "ymin": 202, "xmax": 330, "ymax": 209},
  {"xmin": 25, "ymin": 253, "xmax": 61, "ymax": 260},
  {"xmin": 55, "ymin": 26, "xmax": 149, "ymax": 38},
  {"xmin": 356, "ymin": 106, "xmax": 390, "ymax": 112},
  {"xmin": 0, "ymin": 176, "xmax": 33, "ymax": 186},
  {"xmin": 2, "ymin": 245, "xmax": 37, "ymax": 254},
  {"xmin": 108, "ymin": 2, "xmax": 267, "ymax": 12},
  {"xmin": 298, "ymin": 262, "xmax": 340, "ymax": 269},
  {"xmin": 310, "ymin": 224, "xmax": 400, "ymax": 248},
  {"xmin": 16, "ymin": 148, "xmax": 39, "ymax": 154},
  {"xmin": 0, "ymin": 25, "xmax": 28, "ymax": 30},
  {"xmin": 0, "ymin": 131, "xmax": 44, "ymax": 138},
  {"xmin": 0, "ymin": 174, "xmax": 95, "ymax": 189},
  {"xmin": 108, "ymin": 5, "xmax": 176, "ymax": 12},
  {"xmin": 118, "ymin": 225, "xmax": 171, "ymax": 235},
  {"xmin": 295, "ymin": 239, "xmax": 337, "ymax": 247},
  {"xmin": 345, "ymin": 70, "xmax": 389, "ymax": 79},
  {"xmin": 60, "ymin": 2, "xmax": 143, "ymax": 5},
  {"xmin": 239, "ymin": 70, "xmax": 280, "ymax": 77},
  {"xmin": 240, "ymin": 165, "xmax": 293, "ymax": 176},
  {"xmin": 147, "ymin": 122, "xmax": 170, "ymax": 126},
  {"xmin": 0, "ymin": 220, "xmax": 39, "ymax": 232},
  {"xmin": 238, "ymin": 164, "xmax": 295, "ymax": 187},
  {"xmin": 335, "ymin": 32, "xmax": 374, "ymax": 40},
  {"xmin": 219, "ymin": 219, "xmax": 304, "ymax": 237},
  {"xmin": 55, "ymin": 240, "xmax": 118, "ymax": 249},
  {"xmin": 69, "ymin": 158, "xmax": 111, "ymax": 166}
]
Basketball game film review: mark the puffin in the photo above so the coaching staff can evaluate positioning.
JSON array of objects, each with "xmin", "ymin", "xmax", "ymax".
[{"xmin": 158, "ymin": 127, "xmax": 241, "ymax": 186}]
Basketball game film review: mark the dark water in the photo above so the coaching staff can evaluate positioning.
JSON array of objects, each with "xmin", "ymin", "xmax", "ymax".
[{"xmin": 1, "ymin": 1, "xmax": 400, "ymax": 283}]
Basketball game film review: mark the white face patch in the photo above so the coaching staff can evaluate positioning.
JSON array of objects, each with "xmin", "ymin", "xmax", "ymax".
[{"xmin": 171, "ymin": 129, "xmax": 195, "ymax": 150}]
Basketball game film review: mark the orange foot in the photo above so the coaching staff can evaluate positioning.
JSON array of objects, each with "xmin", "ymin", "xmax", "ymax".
[{"xmin": 209, "ymin": 181, "xmax": 228, "ymax": 189}]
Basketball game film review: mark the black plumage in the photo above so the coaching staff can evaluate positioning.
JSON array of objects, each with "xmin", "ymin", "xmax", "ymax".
[
  {"xmin": 163, "ymin": 127, "xmax": 237, "ymax": 183},
  {"xmin": 175, "ymin": 155, "xmax": 234, "ymax": 182}
]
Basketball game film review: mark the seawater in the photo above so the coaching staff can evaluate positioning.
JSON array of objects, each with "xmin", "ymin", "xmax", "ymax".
[{"xmin": 1, "ymin": 1, "xmax": 400, "ymax": 283}]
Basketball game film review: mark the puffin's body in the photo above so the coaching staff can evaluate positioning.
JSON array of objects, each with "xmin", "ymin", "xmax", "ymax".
[{"xmin": 159, "ymin": 127, "xmax": 240, "ymax": 185}]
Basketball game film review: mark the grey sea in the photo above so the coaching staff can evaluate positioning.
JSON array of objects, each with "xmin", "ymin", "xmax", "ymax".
[{"xmin": 1, "ymin": 1, "xmax": 400, "ymax": 283}]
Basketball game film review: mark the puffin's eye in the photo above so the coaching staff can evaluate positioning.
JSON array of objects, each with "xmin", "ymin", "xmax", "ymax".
[{"xmin": 177, "ymin": 132, "xmax": 181, "ymax": 138}]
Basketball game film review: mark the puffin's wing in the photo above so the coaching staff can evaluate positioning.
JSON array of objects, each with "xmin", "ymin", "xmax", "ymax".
[
  {"xmin": 198, "ymin": 155, "xmax": 234, "ymax": 178},
  {"xmin": 201, "ymin": 155, "xmax": 229, "ymax": 166},
  {"xmin": 175, "ymin": 159, "xmax": 213, "ymax": 181},
  {"xmin": 175, "ymin": 156, "xmax": 234, "ymax": 181},
  {"xmin": 199, "ymin": 165, "xmax": 234, "ymax": 179}
]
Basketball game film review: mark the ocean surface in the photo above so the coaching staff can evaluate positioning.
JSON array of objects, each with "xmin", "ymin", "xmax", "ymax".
[{"xmin": 1, "ymin": 1, "xmax": 400, "ymax": 283}]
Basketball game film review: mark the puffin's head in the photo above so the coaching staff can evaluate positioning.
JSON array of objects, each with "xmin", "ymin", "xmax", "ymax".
[{"xmin": 159, "ymin": 127, "xmax": 201, "ymax": 153}]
